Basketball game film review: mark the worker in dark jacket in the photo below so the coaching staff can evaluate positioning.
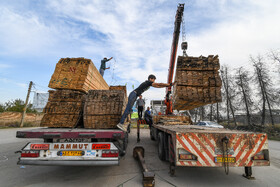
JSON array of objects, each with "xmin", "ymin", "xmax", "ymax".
[
  {"xmin": 99, "ymin": 57, "xmax": 113, "ymax": 77},
  {"xmin": 144, "ymin": 107, "xmax": 153, "ymax": 128},
  {"xmin": 117, "ymin": 74, "xmax": 175, "ymax": 131},
  {"xmin": 136, "ymin": 95, "xmax": 145, "ymax": 120}
]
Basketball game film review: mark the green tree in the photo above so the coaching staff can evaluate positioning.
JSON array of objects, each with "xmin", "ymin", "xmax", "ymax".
[
  {"xmin": 4, "ymin": 99, "xmax": 36, "ymax": 113},
  {"xmin": 0, "ymin": 103, "xmax": 5, "ymax": 112}
]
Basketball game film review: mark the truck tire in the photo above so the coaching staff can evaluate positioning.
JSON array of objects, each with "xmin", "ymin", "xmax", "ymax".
[{"xmin": 158, "ymin": 132, "xmax": 166, "ymax": 161}]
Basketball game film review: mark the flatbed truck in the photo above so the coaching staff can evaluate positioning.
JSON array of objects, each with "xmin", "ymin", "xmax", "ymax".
[{"xmin": 16, "ymin": 127, "xmax": 129, "ymax": 166}]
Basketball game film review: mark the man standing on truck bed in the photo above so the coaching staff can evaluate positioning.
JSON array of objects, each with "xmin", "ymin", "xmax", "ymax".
[
  {"xmin": 136, "ymin": 95, "xmax": 145, "ymax": 120},
  {"xmin": 117, "ymin": 74, "xmax": 174, "ymax": 131},
  {"xmin": 99, "ymin": 57, "xmax": 113, "ymax": 77}
]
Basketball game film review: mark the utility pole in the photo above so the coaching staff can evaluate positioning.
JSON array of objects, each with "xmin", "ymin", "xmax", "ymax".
[{"xmin": 20, "ymin": 81, "xmax": 33, "ymax": 127}]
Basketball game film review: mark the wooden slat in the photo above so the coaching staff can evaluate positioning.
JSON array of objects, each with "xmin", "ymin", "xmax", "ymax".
[
  {"xmin": 153, "ymin": 115, "xmax": 192, "ymax": 125},
  {"xmin": 109, "ymin": 85, "xmax": 127, "ymax": 98},
  {"xmin": 40, "ymin": 90, "xmax": 86, "ymax": 128},
  {"xmin": 177, "ymin": 55, "xmax": 220, "ymax": 71},
  {"xmin": 48, "ymin": 58, "xmax": 109, "ymax": 93},
  {"xmin": 173, "ymin": 55, "xmax": 222, "ymax": 110},
  {"xmin": 83, "ymin": 90, "xmax": 128, "ymax": 129}
]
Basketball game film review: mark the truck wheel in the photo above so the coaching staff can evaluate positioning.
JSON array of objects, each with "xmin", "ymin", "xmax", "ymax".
[
  {"xmin": 158, "ymin": 132, "xmax": 166, "ymax": 161},
  {"xmin": 150, "ymin": 127, "xmax": 155, "ymax": 141}
]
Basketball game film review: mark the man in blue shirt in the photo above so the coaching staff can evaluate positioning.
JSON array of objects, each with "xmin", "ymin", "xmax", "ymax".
[
  {"xmin": 144, "ymin": 107, "xmax": 153, "ymax": 128},
  {"xmin": 99, "ymin": 57, "xmax": 113, "ymax": 77}
]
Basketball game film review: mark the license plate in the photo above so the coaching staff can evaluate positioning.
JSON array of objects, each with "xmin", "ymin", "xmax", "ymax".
[
  {"xmin": 59, "ymin": 151, "xmax": 84, "ymax": 156},
  {"xmin": 215, "ymin": 157, "xmax": 236, "ymax": 163}
]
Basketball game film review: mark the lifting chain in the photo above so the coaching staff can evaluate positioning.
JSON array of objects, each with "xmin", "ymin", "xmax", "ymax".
[
  {"xmin": 182, "ymin": 15, "xmax": 186, "ymax": 42},
  {"xmin": 181, "ymin": 13, "xmax": 188, "ymax": 57}
]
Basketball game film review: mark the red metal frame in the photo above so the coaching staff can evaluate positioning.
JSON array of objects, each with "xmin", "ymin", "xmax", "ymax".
[
  {"xmin": 16, "ymin": 128, "xmax": 125, "ymax": 139},
  {"xmin": 165, "ymin": 4, "xmax": 184, "ymax": 114}
]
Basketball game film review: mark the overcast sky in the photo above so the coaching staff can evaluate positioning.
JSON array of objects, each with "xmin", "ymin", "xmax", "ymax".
[{"xmin": 0, "ymin": 0, "xmax": 279, "ymax": 104}]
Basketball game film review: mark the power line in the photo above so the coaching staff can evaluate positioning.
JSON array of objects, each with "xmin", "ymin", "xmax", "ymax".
[
  {"xmin": 32, "ymin": 82, "xmax": 49, "ymax": 92},
  {"xmin": 109, "ymin": 57, "xmax": 118, "ymax": 85}
]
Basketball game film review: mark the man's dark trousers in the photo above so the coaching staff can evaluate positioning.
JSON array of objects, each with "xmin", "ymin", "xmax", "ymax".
[
  {"xmin": 145, "ymin": 117, "xmax": 153, "ymax": 128},
  {"xmin": 138, "ymin": 106, "xmax": 143, "ymax": 119}
]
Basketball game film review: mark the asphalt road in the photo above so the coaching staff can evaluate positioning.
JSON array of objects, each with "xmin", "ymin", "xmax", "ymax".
[{"xmin": 0, "ymin": 128, "xmax": 280, "ymax": 187}]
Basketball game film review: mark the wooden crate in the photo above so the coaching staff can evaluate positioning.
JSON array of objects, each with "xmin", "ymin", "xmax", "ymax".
[
  {"xmin": 173, "ymin": 55, "xmax": 222, "ymax": 110},
  {"xmin": 175, "ymin": 70, "xmax": 222, "ymax": 87},
  {"xmin": 40, "ymin": 90, "xmax": 86, "ymax": 128},
  {"xmin": 41, "ymin": 114, "xmax": 82, "ymax": 128},
  {"xmin": 84, "ymin": 115, "xmax": 121, "ymax": 129},
  {"xmin": 173, "ymin": 85, "xmax": 222, "ymax": 110},
  {"xmin": 83, "ymin": 90, "xmax": 127, "ymax": 129},
  {"xmin": 48, "ymin": 58, "xmax": 109, "ymax": 93},
  {"xmin": 109, "ymin": 85, "xmax": 127, "ymax": 98},
  {"xmin": 177, "ymin": 55, "xmax": 220, "ymax": 71}
]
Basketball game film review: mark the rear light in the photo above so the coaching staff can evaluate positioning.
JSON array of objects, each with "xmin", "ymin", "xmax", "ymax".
[
  {"xmin": 92, "ymin": 144, "xmax": 111, "ymax": 150},
  {"xmin": 178, "ymin": 149, "xmax": 197, "ymax": 160},
  {"xmin": 252, "ymin": 150, "xmax": 269, "ymax": 160},
  {"xmin": 253, "ymin": 154, "xmax": 264, "ymax": 160},
  {"xmin": 21, "ymin": 151, "xmax": 40, "ymax": 157},
  {"xmin": 102, "ymin": 150, "xmax": 119, "ymax": 157},
  {"xmin": 30, "ymin": 144, "xmax": 49, "ymax": 150}
]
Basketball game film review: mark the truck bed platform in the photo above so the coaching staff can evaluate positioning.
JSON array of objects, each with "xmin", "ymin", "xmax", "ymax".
[{"xmin": 154, "ymin": 124, "xmax": 255, "ymax": 134}]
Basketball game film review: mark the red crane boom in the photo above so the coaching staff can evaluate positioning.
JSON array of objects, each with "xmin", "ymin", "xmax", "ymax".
[{"xmin": 165, "ymin": 4, "xmax": 185, "ymax": 115}]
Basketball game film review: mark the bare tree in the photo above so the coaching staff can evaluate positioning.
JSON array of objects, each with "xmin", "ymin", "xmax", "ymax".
[
  {"xmin": 269, "ymin": 49, "xmax": 280, "ymax": 64},
  {"xmin": 209, "ymin": 104, "xmax": 213, "ymax": 121},
  {"xmin": 189, "ymin": 108, "xmax": 199, "ymax": 123},
  {"xmin": 199, "ymin": 106, "xmax": 205, "ymax": 121},
  {"xmin": 235, "ymin": 67, "xmax": 254, "ymax": 128},
  {"xmin": 216, "ymin": 102, "xmax": 219, "ymax": 123},
  {"xmin": 221, "ymin": 66, "xmax": 238, "ymax": 128},
  {"xmin": 251, "ymin": 55, "xmax": 276, "ymax": 126}
]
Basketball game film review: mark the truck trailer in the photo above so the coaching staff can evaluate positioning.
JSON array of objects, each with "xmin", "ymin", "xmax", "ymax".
[{"xmin": 150, "ymin": 122, "xmax": 269, "ymax": 178}]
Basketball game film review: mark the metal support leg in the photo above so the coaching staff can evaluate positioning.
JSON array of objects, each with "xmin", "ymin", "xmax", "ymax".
[
  {"xmin": 127, "ymin": 123, "xmax": 131, "ymax": 133},
  {"xmin": 168, "ymin": 135, "xmax": 176, "ymax": 176},
  {"xmin": 243, "ymin": 166, "xmax": 255, "ymax": 180},
  {"xmin": 137, "ymin": 120, "xmax": 140, "ymax": 142},
  {"xmin": 133, "ymin": 146, "xmax": 155, "ymax": 187},
  {"xmin": 169, "ymin": 163, "xmax": 175, "ymax": 176}
]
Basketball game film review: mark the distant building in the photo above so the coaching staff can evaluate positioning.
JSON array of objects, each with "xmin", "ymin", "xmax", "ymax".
[
  {"xmin": 32, "ymin": 92, "xmax": 49, "ymax": 112},
  {"xmin": 150, "ymin": 100, "xmax": 166, "ymax": 115}
]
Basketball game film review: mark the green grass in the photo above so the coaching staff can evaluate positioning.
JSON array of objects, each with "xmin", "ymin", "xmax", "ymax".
[
  {"xmin": 131, "ymin": 124, "xmax": 150, "ymax": 129},
  {"xmin": 131, "ymin": 112, "xmax": 138, "ymax": 119}
]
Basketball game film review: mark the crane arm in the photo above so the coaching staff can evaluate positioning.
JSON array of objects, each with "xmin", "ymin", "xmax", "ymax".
[{"xmin": 165, "ymin": 4, "xmax": 184, "ymax": 115}]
